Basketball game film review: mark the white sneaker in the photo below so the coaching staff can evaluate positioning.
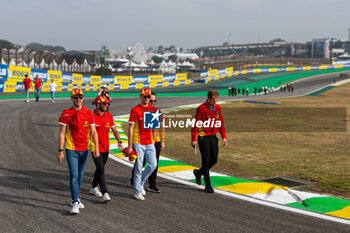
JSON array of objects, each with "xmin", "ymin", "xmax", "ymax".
[
  {"xmin": 90, "ymin": 187, "xmax": 102, "ymax": 197},
  {"xmin": 70, "ymin": 199, "xmax": 84, "ymax": 208},
  {"xmin": 134, "ymin": 193, "xmax": 145, "ymax": 201},
  {"xmin": 141, "ymin": 187, "xmax": 146, "ymax": 196},
  {"xmin": 71, "ymin": 202, "xmax": 79, "ymax": 214},
  {"xmin": 103, "ymin": 193, "xmax": 111, "ymax": 202}
]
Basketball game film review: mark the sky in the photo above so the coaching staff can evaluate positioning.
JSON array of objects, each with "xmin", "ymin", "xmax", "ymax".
[{"xmin": 1, "ymin": 0, "xmax": 349, "ymax": 51}]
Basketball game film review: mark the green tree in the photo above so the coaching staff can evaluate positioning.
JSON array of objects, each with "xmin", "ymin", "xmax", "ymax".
[{"xmin": 152, "ymin": 55, "xmax": 163, "ymax": 64}]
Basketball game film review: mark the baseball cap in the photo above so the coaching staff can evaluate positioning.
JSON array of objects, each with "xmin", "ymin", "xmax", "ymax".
[
  {"xmin": 94, "ymin": 96, "xmax": 110, "ymax": 105},
  {"xmin": 71, "ymin": 88, "xmax": 84, "ymax": 97},
  {"xmin": 140, "ymin": 88, "xmax": 151, "ymax": 96},
  {"xmin": 101, "ymin": 84, "xmax": 108, "ymax": 88}
]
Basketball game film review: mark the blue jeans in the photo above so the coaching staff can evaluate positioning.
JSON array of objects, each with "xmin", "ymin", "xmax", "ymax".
[
  {"xmin": 66, "ymin": 149, "xmax": 89, "ymax": 203},
  {"xmin": 50, "ymin": 91, "xmax": 55, "ymax": 101},
  {"xmin": 133, "ymin": 144, "xmax": 157, "ymax": 194},
  {"xmin": 34, "ymin": 88, "xmax": 40, "ymax": 101}
]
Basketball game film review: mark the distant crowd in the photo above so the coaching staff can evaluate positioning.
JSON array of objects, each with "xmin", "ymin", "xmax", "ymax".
[{"xmin": 228, "ymin": 84, "xmax": 294, "ymax": 96}]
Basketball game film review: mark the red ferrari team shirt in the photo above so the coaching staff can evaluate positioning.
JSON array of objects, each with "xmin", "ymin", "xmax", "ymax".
[
  {"xmin": 129, "ymin": 104, "xmax": 157, "ymax": 145},
  {"xmin": 191, "ymin": 100, "xmax": 227, "ymax": 141},
  {"xmin": 59, "ymin": 106, "xmax": 95, "ymax": 151},
  {"xmin": 90, "ymin": 110, "xmax": 115, "ymax": 153},
  {"xmin": 23, "ymin": 78, "xmax": 31, "ymax": 89},
  {"xmin": 33, "ymin": 79, "xmax": 42, "ymax": 88}
]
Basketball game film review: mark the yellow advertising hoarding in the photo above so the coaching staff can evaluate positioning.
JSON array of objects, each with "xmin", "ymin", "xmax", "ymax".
[
  {"xmin": 8, "ymin": 65, "xmax": 31, "ymax": 80},
  {"xmin": 253, "ymin": 69, "xmax": 261, "ymax": 73},
  {"xmin": 286, "ymin": 67, "xmax": 295, "ymax": 71},
  {"xmin": 208, "ymin": 69, "xmax": 217, "ymax": 76},
  {"xmin": 135, "ymin": 83, "xmax": 144, "ymax": 89},
  {"xmin": 149, "ymin": 82, "xmax": 157, "ymax": 88},
  {"xmin": 149, "ymin": 75, "xmax": 163, "ymax": 83},
  {"xmin": 90, "ymin": 75, "xmax": 101, "ymax": 85},
  {"xmin": 268, "ymin": 68, "xmax": 278, "ymax": 72},
  {"xmin": 175, "ymin": 73, "xmax": 187, "ymax": 81},
  {"xmin": 303, "ymin": 66, "xmax": 311, "ymax": 71},
  {"xmin": 319, "ymin": 65, "xmax": 328, "ymax": 70},
  {"xmin": 114, "ymin": 76, "xmax": 133, "ymax": 84},
  {"xmin": 73, "ymin": 73, "xmax": 83, "ymax": 85}
]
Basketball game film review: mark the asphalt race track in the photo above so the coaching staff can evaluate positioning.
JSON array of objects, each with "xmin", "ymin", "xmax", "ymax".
[{"xmin": 0, "ymin": 72, "xmax": 349, "ymax": 233}]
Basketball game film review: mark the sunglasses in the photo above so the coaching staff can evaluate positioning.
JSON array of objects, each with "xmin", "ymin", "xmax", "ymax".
[
  {"xmin": 143, "ymin": 95, "xmax": 151, "ymax": 99},
  {"xmin": 100, "ymin": 103, "xmax": 108, "ymax": 106},
  {"xmin": 149, "ymin": 100, "xmax": 157, "ymax": 103},
  {"xmin": 73, "ymin": 95, "xmax": 83, "ymax": 100}
]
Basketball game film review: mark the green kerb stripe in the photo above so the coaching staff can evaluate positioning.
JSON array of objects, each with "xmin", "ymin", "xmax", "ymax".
[
  {"xmin": 158, "ymin": 159, "xmax": 189, "ymax": 167},
  {"xmin": 285, "ymin": 197, "xmax": 350, "ymax": 214},
  {"xmin": 189, "ymin": 176, "xmax": 259, "ymax": 187}
]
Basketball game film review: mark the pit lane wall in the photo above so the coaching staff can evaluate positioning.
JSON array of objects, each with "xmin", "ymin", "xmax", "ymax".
[
  {"xmin": 199, "ymin": 64, "xmax": 350, "ymax": 84},
  {"xmin": 0, "ymin": 64, "xmax": 192, "ymax": 93}
]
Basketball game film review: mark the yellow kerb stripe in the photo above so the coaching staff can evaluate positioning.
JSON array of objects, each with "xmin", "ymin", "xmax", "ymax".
[
  {"xmin": 326, "ymin": 206, "xmax": 350, "ymax": 220},
  {"xmin": 158, "ymin": 165, "xmax": 197, "ymax": 173},
  {"xmin": 217, "ymin": 182, "xmax": 284, "ymax": 195}
]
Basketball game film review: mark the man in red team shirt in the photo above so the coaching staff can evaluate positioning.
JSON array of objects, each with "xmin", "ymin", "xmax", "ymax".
[
  {"xmin": 191, "ymin": 90, "xmax": 227, "ymax": 193},
  {"xmin": 57, "ymin": 88, "xmax": 100, "ymax": 214},
  {"xmin": 128, "ymin": 88, "xmax": 158, "ymax": 200},
  {"xmin": 33, "ymin": 75, "xmax": 42, "ymax": 102},
  {"xmin": 89, "ymin": 96, "xmax": 123, "ymax": 203},
  {"xmin": 22, "ymin": 74, "xmax": 31, "ymax": 102}
]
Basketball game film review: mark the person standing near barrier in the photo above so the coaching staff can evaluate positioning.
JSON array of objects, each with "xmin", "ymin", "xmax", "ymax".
[
  {"xmin": 89, "ymin": 96, "xmax": 123, "ymax": 202},
  {"xmin": 98, "ymin": 84, "xmax": 112, "ymax": 112},
  {"xmin": 191, "ymin": 90, "xmax": 227, "ymax": 193},
  {"xmin": 23, "ymin": 74, "xmax": 31, "ymax": 102},
  {"xmin": 57, "ymin": 88, "xmax": 100, "ymax": 215},
  {"xmin": 127, "ymin": 88, "xmax": 158, "ymax": 200},
  {"xmin": 33, "ymin": 75, "xmax": 42, "ymax": 102},
  {"xmin": 49, "ymin": 79, "xmax": 57, "ymax": 103}
]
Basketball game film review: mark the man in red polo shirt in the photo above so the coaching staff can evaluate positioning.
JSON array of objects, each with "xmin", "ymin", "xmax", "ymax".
[
  {"xmin": 57, "ymin": 88, "xmax": 100, "ymax": 215},
  {"xmin": 22, "ymin": 74, "xmax": 31, "ymax": 102},
  {"xmin": 89, "ymin": 96, "xmax": 123, "ymax": 203},
  {"xmin": 191, "ymin": 90, "xmax": 227, "ymax": 193},
  {"xmin": 33, "ymin": 75, "xmax": 42, "ymax": 102},
  {"xmin": 128, "ymin": 88, "xmax": 158, "ymax": 200}
]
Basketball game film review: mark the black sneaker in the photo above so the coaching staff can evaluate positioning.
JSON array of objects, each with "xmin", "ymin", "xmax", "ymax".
[
  {"xmin": 146, "ymin": 186, "xmax": 161, "ymax": 193},
  {"xmin": 193, "ymin": 169, "xmax": 202, "ymax": 185},
  {"xmin": 204, "ymin": 186, "xmax": 215, "ymax": 193}
]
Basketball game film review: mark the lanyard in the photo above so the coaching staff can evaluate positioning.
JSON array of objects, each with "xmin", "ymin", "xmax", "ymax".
[{"xmin": 204, "ymin": 102, "xmax": 219, "ymax": 115}]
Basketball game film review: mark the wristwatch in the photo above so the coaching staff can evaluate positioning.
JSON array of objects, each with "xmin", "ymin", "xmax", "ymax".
[{"xmin": 58, "ymin": 149, "xmax": 64, "ymax": 152}]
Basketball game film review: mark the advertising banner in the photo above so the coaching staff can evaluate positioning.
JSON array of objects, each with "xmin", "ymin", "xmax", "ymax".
[
  {"xmin": 8, "ymin": 65, "xmax": 31, "ymax": 80},
  {"xmin": 208, "ymin": 69, "xmax": 217, "ymax": 76},
  {"xmin": 101, "ymin": 76, "xmax": 114, "ymax": 84},
  {"xmin": 200, "ymin": 71, "xmax": 208, "ymax": 78},
  {"xmin": 48, "ymin": 70, "xmax": 62, "ymax": 82},
  {"xmin": 114, "ymin": 76, "xmax": 132, "ymax": 84},
  {"xmin": 61, "ymin": 72, "xmax": 73, "ymax": 83},
  {"xmin": 90, "ymin": 75, "xmax": 101, "ymax": 85},
  {"xmin": 0, "ymin": 64, "xmax": 8, "ymax": 81},
  {"xmin": 83, "ymin": 75, "xmax": 91, "ymax": 83},
  {"xmin": 132, "ymin": 76, "xmax": 148, "ymax": 83},
  {"xmin": 149, "ymin": 75, "xmax": 163, "ymax": 83},
  {"xmin": 73, "ymin": 73, "xmax": 83, "ymax": 85},
  {"xmin": 31, "ymin": 69, "xmax": 48, "ymax": 82},
  {"xmin": 175, "ymin": 73, "xmax": 187, "ymax": 81},
  {"xmin": 163, "ymin": 74, "xmax": 176, "ymax": 81}
]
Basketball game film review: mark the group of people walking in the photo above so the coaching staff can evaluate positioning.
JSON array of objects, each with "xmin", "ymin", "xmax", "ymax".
[
  {"xmin": 23, "ymin": 75, "xmax": 57, "ymax": 103},
  {"xmin": 57, "ymin": 87, "xmax": 227, "ymax": 215}
]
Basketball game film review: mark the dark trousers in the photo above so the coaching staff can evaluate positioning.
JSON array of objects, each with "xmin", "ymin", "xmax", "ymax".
[
  {"xmin": 198, "ymin": 135, "xmax": 218, "ymax": 187},
  {"xmin": 92, "ymin": 152, "xmax": 109, "ymax": 194},
  {"xmin": 131, "ymin": 141, "xmax": 161, "ymax": 187}
]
